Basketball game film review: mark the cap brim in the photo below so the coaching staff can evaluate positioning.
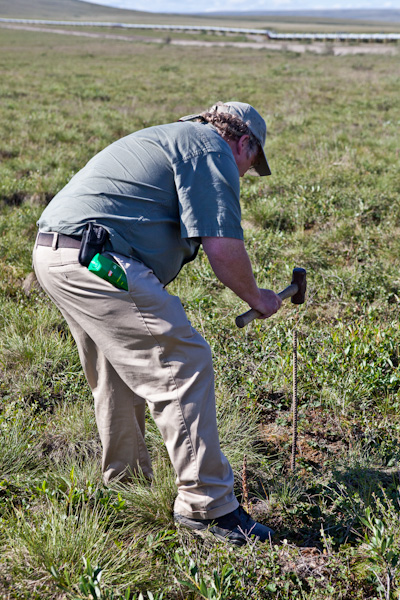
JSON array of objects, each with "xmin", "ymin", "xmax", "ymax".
[
  {"xmin": 178, "ymin": 113, "xmax": 202, "ymax": 122},
  {"xmin": 248, "ymin": 147, "xmax": 271, "ymax": 177}
]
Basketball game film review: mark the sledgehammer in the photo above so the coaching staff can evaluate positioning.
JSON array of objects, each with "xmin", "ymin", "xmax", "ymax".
[{"xmin": 235, "ymin": 267, "xmax": 307, "ymax": 328}]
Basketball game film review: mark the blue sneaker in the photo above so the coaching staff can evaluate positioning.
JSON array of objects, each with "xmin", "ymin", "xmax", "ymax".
[{"xmin": 174, "ymin": 506, "xmax": 274, "ymax": 546}]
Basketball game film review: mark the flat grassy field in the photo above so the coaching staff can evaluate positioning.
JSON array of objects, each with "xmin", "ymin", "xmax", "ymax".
[{"xmin": 0, "ymin": 24, "xmax": 400, "ymax": 600}]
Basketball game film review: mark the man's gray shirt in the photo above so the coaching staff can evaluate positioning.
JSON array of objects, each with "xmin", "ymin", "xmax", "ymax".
[{"xmin": 38, "ymin": 121, "xmax": 243, "ymax": 285}]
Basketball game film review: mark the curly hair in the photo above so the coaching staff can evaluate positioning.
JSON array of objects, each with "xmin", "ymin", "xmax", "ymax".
[{"xmin": 198, "ymin": 103, "xmax": 260, "ymax": 159}]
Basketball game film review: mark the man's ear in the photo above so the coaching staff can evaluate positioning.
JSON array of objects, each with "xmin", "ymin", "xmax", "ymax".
[{"xmin": 237, "ymin": 135, "xmax": 250, "ymax": 156}]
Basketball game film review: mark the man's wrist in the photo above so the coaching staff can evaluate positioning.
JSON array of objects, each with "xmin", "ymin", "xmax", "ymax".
[{"xmin": 242, "ymin": 288, "xmax": 263, "ymax": 310}]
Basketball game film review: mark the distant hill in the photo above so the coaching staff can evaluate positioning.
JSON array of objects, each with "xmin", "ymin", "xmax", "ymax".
[
  {"xmin": 1, "ymin": 0, "xmax": 399, "ymax": 31},
  {"xmin": 0, "ymin": 0, "xmax": 148, "ymax": 21},
  {"xmin": 210, "ymin": 9, "xmax": 400, "ymax": 24}
]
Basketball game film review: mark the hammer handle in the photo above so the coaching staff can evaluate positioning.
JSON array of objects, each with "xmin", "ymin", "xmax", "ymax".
[{"xmin": 235, "ymin": 283, "xmax": 299, "ymax": 328}]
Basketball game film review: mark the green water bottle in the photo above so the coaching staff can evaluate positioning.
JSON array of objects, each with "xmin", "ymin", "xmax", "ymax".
[{"xmin": 88, "ymin": 253, "xmax": 128, "ymax": 290}]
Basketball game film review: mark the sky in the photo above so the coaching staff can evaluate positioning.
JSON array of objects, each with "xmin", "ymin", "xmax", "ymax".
[{"xmin": 80, "ymin": 0, "xmax": 400, "ymax": 13}]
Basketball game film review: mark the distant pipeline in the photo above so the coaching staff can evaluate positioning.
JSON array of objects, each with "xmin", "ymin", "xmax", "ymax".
[{"xmin": 1, "ymin": 18, "xmax": 400, "ymax": 42}]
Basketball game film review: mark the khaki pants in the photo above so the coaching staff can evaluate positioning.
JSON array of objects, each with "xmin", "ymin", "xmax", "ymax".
[{"xmin": 33, "ymin": 236, "xmax": 238, "ymax": 519}]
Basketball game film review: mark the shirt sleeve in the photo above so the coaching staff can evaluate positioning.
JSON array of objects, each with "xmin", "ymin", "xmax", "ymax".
[{"xmin": 174, "ymin": 151, "xmax": 244, "ymax": 241}]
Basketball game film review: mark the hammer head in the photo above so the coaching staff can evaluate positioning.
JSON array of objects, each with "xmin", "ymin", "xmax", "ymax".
[{"xmin": 291, "ymin": 267, "xmax": 307, "ymax": 304}]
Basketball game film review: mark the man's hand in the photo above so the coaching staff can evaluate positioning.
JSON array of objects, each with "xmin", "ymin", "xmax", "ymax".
[
  {"xmin": 250, "ymin": 288, "xmax": 282, "ymax": 319},
  {"xmin": 201, "ymin": 237, "xmax": 282, "ymax": 319}
]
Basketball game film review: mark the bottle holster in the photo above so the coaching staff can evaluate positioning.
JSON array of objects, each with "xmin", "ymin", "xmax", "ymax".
[{"xmin": 78, "ymin": 222, "xmax": 109, "ymax": 267}]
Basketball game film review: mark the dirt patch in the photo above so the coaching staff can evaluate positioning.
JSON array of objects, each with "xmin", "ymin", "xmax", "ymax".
[{"xmin": 261, "ymin": 407, "xmax": 347, "ymax": 473}]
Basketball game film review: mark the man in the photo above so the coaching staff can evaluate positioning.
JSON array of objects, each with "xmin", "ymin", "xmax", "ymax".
[{"xmin": 33, "ymin": 101, "xmax": 282, "ymax": 546}]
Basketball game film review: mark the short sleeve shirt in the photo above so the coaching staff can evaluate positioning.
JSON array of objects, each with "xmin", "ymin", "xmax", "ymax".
[{"xmin": 38, "ymin": 121, "xmax": 243, "ymax": 285}]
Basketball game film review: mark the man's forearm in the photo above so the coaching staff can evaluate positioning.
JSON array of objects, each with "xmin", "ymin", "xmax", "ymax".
[
  {"xmin": 201, "ymin": 236, "xmax": 282, "ymax": 318},
  {"xmin": 202, "ymin": 237, "xmax": 262, "ymax": 307}
]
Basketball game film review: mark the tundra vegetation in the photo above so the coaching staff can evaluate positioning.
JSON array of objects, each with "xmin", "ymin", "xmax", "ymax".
[{"xmin": 0, "ymin": 24, "xmax": 399, "ymax": 600}]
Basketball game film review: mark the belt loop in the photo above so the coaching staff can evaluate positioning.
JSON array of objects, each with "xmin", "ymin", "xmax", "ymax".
[{"xmin": 52, "ymin": 232, "xmax": 59, "ymax": 251}]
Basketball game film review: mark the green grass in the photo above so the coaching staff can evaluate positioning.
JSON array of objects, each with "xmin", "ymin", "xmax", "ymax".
[{"xmin": 1, "ymin": 24, "xmax": 400, "ymax": 600}]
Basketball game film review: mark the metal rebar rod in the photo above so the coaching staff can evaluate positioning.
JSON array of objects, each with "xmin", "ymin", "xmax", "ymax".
[{"xmin": 291, "ymin": 329, "xmax": 298, "ymax": 472}]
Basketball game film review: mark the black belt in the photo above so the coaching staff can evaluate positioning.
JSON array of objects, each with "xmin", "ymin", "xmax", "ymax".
[{"xmin": 37, "ymin": 232, "xmax": 82, "ymax": 249}]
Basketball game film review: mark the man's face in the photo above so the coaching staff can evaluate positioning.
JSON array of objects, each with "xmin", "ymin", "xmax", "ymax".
[
  {"xmin": 230, "ymin": 135, "xmax": 258, "ymax": 177},
  {"xmin": 238, "ymin": 149, "xmax": 258, "ymax": 177}
]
